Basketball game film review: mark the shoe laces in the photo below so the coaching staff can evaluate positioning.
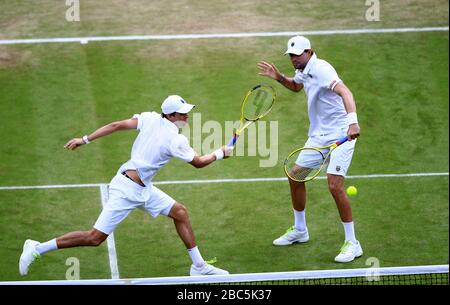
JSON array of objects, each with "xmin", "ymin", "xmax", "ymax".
[
  {"xmin": 32, "ymin": 252, "xmax": 41, "ymax": 262},
  {"xmin": 339, "ymin": 241, "xmax": 352, "ymax": 254},
  {"xmin": 28, "ymin": 252, "xmax": 40, "ymax": 272},
  {"xmin": 283, "ymin": 226, "xmax": 296, "ymax": 236},
  {"xmin": 205, "ymin": 257, "xmax": 217, "ymax": 265}
]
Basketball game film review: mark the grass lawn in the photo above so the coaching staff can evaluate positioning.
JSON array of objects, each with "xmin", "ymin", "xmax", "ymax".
[{"xmin": 0, "ymin": 1, "xmax": 448, "ymax": 282}]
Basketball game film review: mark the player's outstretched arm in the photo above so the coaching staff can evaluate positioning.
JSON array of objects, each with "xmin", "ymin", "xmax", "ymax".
[
  {"xmin": 189, "ymin": 146, "xmax": 233, "ymax": 168},
  {"xmin": 64, "ymin": 118, "xmax": 138, "ymax": 150}
]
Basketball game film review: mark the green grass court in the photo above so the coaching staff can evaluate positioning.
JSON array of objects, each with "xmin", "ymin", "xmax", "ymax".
[{"xmin": 0, "ymin": 1, "xmax": 448, "ymax": 282}]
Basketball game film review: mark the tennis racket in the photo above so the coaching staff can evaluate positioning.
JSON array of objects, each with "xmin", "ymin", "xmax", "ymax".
[
  {"xmin": 227, "ymin": 84, "xmax": 276, "ymax": 147},
  {"xmin": 284, "ymin": 136, "xmax": 349, "ymax": 182}
]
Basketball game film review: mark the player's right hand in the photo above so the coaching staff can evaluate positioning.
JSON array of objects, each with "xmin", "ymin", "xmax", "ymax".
[
  {"xmin": 347, "ymin": 124, "xmax": 361, "ymax": 141},
  {"xmin": 223, "ymin": 145, "xmax": 234, "ymax": 159},
  {"xmin": 64, "ymin": 138, "xmax": 84, "ymax": 150}
]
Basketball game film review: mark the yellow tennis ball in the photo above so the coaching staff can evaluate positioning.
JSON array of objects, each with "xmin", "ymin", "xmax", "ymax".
[{"xmin": 346, "ymin": 186, "xmax": 358, "ymax": 196}]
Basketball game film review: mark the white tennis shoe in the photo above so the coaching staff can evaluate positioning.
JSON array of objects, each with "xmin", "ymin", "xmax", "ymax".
[
  {"xmin": 19, "ymin": 239, "xmax": 41, "ymax": 276},
  {"xmin": 190, "ymin": 263, "xmax": 229, "ymax": 276},
  {"xmin": 273, "ymin": 226, "xmax": 309, "ymax": 246},
  {"xmin": 334, "ymin": 240, "xmax": 363, "ymax": 263}
]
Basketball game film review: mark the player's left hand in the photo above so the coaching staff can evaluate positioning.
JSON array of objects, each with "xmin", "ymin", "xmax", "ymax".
[
  {"xmin": 347, "ymin": 124, "xmax": 360, "ymax": 141},
  {"xmin": 257, "ymin": 61, "xmax": 281, "ymax": 80}
]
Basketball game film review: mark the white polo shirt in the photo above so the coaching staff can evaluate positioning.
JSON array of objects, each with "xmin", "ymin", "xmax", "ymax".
[
  {"xmin": 293, "ymin": 53, "xmax": 348, "ymax": 137},
  {"xmin": 118, "ymin": 112, "xmax": 196, "ymax": 186}
]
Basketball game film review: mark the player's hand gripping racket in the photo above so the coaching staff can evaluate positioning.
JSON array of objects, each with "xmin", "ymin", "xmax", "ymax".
[
  {"xmin": 227, "ymin": 84, "xmax": 276, "ymax": 147},
  {"xmin": 284, "ymin": 136, "xmax": 349, "ymax": 182}
]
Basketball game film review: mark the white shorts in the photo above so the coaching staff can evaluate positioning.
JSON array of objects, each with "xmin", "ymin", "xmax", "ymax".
[
  {"xmin": 295, "ymin": 132, "xmax": 356, "ymax": 177},
  {"xmin": 94, "ymin": 173, "xmax": 175, "ymax": 235}
]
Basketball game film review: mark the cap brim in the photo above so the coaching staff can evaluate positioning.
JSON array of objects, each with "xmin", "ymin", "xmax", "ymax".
[
  {"xmin": 284, "ymin": 48, "xmax": 305, "ymax": 56},
  {"xmin": 177, "ymin": 103, "xmax": 195, "ymax": 114}
]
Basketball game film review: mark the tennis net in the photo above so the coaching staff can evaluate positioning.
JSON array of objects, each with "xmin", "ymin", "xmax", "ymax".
[
  {"xmin": 132, "ymin": 264, "xmax": 448, "ymax": 285},
  {"xmin": 2, "ymin": 264, "xmax": 447, "ymax": 285}
]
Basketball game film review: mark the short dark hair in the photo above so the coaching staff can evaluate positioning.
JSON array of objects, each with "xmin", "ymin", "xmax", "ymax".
[{"xmin": 161, "ymin": 112, "xmax": 176, "ymax": 118}]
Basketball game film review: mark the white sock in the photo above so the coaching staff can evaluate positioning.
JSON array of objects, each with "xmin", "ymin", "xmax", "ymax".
[
  {"xmin": 294, "ymin": 209, "xmax": 307, "ymax": 232},
  {"xmin": 342, "ymin": 222, "xmax": 357, "ymax": 243},
  {"xmin": 36, "ymin": 238, "xmax": 58, "ymax": 255},
  {"xmin": 188, "ymin": 246, "xmax": 205, "ymax": 268}
]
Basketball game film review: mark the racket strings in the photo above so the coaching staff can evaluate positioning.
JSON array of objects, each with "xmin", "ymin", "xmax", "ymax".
[
  {"xmin": 243, "ymin": 88, "xmax": 274, "ymax": 121},
  {"xmin": 289, "ymin": 167, "xmax": 315, "ymax": 181},
  {"xmin": 285, "ymin": 150, "xmax": 331, "ymax": 182},
  {"xmin": 228, "ymin": 85, "xmax": 275, "ymax": 147}
]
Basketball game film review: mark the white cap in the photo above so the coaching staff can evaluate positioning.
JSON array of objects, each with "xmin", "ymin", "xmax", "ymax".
[
  {"xmin": 284, "ymin": 36, "xmax": 311, "ymax": 55},
  {"xmin": 161, "ymin": 95, "xmax": 195, "ymax": 114}
]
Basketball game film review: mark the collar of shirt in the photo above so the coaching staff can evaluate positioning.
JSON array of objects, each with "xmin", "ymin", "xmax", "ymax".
[
  {"xmin": 295, "ymin": 53, "xmax": 317, "ymax": 81},
  {"xmin": 302, "ymin": 53, "xmax": 317, "ymax": 75},
  {"xmin": 162, "ymin": 117, "xmax": 180, "ymax": 133}
]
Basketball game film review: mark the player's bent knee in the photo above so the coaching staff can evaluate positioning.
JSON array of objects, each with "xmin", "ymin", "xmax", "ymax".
[
  {"xmin": 328, "ymin": 180, "xmax": 344, "ymax": 195},
  {"xmin": 328, "ymin": 184, "xmax": 343, "ymax": 196},
  {"xmin": 170, "ymin": 202, "xmax": 190, "ymax": 221},
  {"xmin": 88, "ymin": 229, "xmax": 108, "ymax": 246}
]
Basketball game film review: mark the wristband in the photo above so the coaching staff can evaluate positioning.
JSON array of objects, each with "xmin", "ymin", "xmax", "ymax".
[
  {"xmin": 82, "ymin": 135, "xmax": 91, "ymax": 144},
  {"xmin": 213, "ymin": 148, "xmax": 224, "ymax": 160},
  {"xmin": 347, "ymin": 112, "xmax": 358, "ymax": 125},
  {"xmin": 277, "ymin": 74, "xmax": 285, "ymax": 83}
]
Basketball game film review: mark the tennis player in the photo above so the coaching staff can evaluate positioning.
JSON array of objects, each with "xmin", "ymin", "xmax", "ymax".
[
  {"xmin": 19, "ymin": 95, "xmax": 232, "ymax": 276},
  {"xmin": 257, "ymin": 36, "xmax": 363, "ymax": 262}
]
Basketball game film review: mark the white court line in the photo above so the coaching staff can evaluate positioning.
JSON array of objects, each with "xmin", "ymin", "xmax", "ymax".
[
  {"xmin": 99, "ymin": 184, "xmax": 120, "ymax": 279},
  {"xmin": 0, "ymin": 183, "xmax": 103, "ymax": 190},
  {"xmin": 0, "ymin": 172, "xmax": 448, "ymax": 190},
  {"xmin": 153, "ymin": 172, "xmax": 450, "ymax": 185},
  {"xmin": 0, "ymin": 27, "xmax": 448, "ymax": 45}
]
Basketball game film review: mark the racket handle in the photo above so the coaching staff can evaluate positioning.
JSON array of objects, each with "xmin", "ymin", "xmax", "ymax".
[
  {"xmin": 336, "ymin": 136, "xmax": 349, "ymax": 146},
  {"xmin": 227, "ymin": 134, "xmax": 239, "ymax": 147}
]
